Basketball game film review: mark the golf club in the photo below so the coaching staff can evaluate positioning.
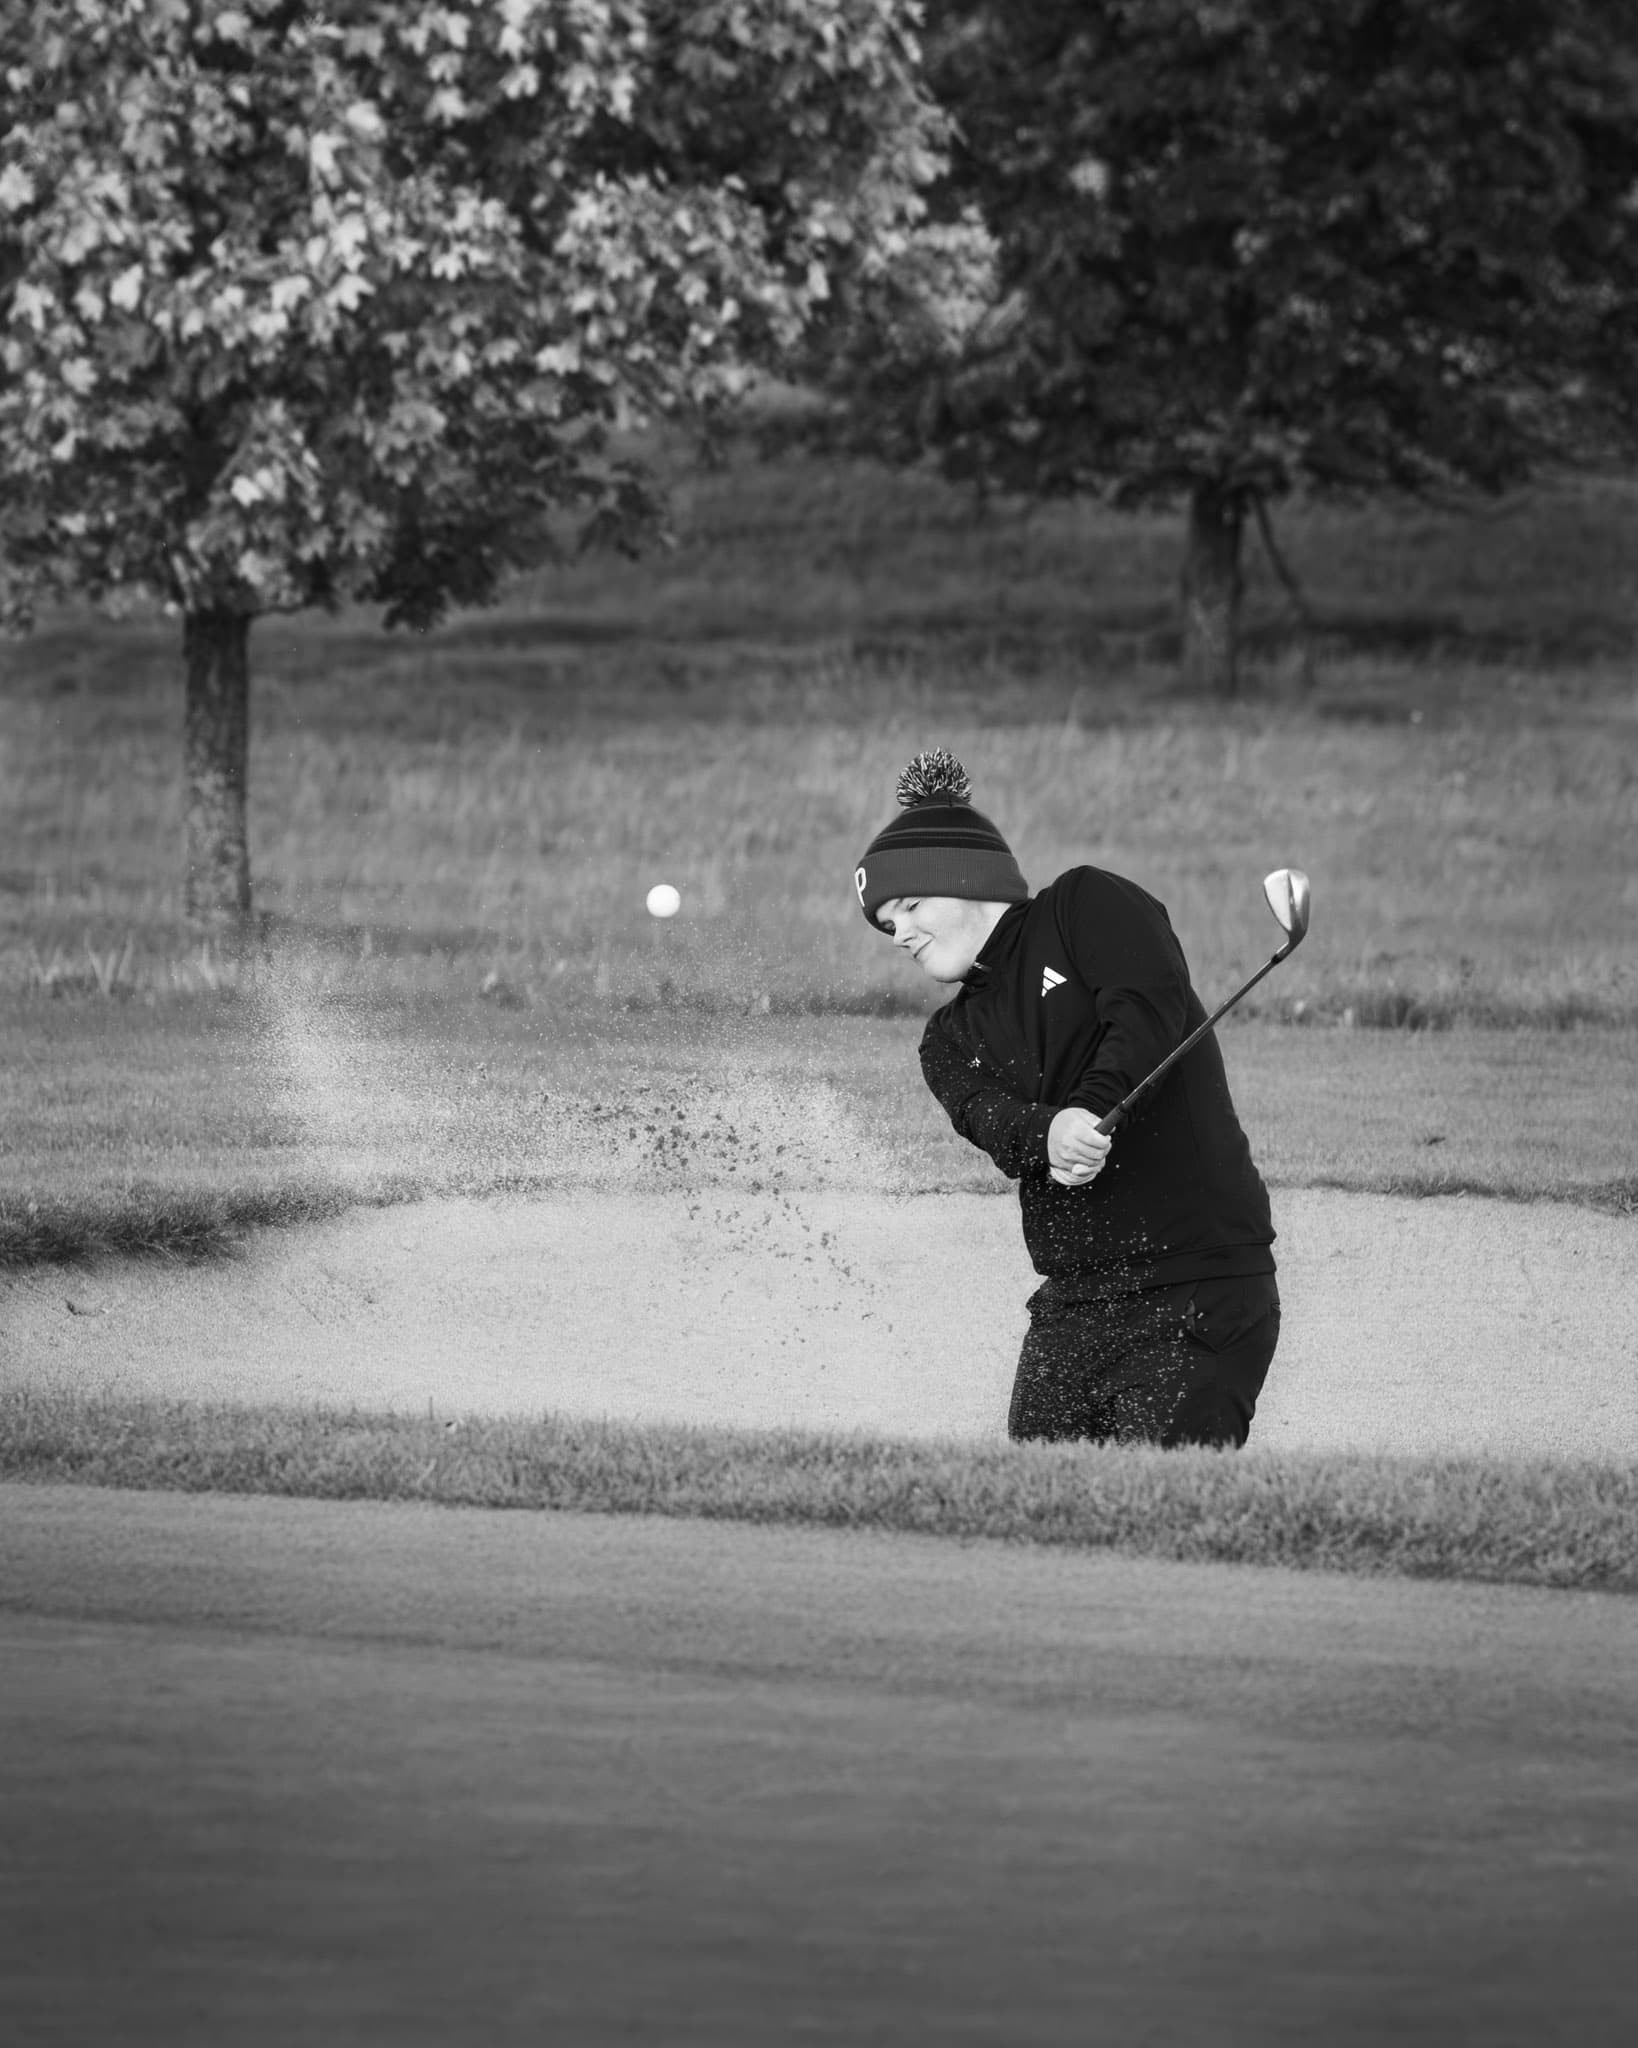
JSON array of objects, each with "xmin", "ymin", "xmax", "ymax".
[{"xmin": 1095, "ymin": 868, "xmax": 1312, "ymax": 1136}]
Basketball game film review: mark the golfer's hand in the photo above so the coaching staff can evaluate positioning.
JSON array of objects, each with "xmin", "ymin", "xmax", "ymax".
[{"xmin": 1048, "ymin": 1107, "xmax": 1111, "ymax": 1187}]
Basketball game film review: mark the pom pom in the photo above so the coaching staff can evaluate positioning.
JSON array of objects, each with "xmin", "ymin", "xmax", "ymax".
[{"xmin": 896, "ymin": 748, "xmax": 972, "ymax": 808}]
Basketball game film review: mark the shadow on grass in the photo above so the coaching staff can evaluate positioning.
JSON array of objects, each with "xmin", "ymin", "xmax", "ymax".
[
  {"xmin": 15, "ymin": 586, "xmax": 1628, "ymax": 704},
  {"xmin": 0, "ymin": 1183, "xmax": 365, "ymax": 1268},
  {"xmin": 1297, "ymin": 1173, "xmax": 1638, "ymax": 1217}
]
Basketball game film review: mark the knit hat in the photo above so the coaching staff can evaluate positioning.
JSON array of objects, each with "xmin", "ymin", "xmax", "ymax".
[{"xmin": 855, "ymin": 749, "xmax": 1030, "ymax": 928}]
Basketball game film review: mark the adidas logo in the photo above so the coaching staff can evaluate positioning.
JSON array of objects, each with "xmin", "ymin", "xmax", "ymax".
[{"xmin": 1041, "ymin": 966, "xmax": 1067, "ymax": 997}]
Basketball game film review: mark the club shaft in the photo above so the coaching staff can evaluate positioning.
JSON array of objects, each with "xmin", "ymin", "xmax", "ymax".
[{"xmin": 1095, "ymin": 941, "xmax": 1293, "ymax": 1136}]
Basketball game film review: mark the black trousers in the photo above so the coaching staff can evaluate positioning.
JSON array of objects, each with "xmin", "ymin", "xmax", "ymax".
[{"xmin": 1008, "ymin": 1270, "xmax": 1280, "ymax": 1449}]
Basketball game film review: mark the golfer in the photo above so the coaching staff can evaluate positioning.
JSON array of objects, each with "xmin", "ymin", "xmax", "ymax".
[{"xmin": 856, "ymin": 749, "xmax": 1279, "ymax": 1448}]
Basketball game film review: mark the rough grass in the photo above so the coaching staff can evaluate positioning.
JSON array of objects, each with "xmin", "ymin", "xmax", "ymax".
[
  {"xmin": 4, "ymin": 683, "xmax": 1633, "ymax": 1026},
  {"xmin": 2, "ymin": 458, "xmax": 1635, "ymax": 1024},
  {"xmin": 2, "ymin": 1391, "xmax": 1632, "ymax": 1593}
]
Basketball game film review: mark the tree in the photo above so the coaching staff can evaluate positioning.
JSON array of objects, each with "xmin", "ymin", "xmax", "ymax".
[
  {"xmin": 0, "ymin": 0, "xmax": 945, "ymax": 920},
  {"xmin": 826, "ymin": 0, "xmax": 1638, "ymax": 693}
]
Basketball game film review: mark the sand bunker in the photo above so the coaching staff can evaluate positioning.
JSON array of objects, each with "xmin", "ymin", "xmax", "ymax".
[{"xmin": 4, "ymin": 1187, "xmax": 1633, "ymax": 1462}]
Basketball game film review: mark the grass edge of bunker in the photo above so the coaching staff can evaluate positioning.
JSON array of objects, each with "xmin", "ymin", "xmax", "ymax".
[{"xmin": 2, "ymin": 1391, "xmax": 1634, "ymax": 1596}]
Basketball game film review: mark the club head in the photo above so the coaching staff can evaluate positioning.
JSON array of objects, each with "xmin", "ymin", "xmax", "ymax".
[{"xmin": 1262, "ymin": 868, "xmax": 1311, "ymax": 949}]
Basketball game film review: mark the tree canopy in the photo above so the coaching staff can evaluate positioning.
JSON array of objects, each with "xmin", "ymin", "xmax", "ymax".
[
  {"xmin": 0, "ymin": 0, "xmax": 945, "ymax": 913},
  {"xmin": 0, "ymin": 0, "xmax": 944, "ymax": 629},
  {"xmin": 831, "ymin": 0, "xmax": 1638, "ymax": 688}
]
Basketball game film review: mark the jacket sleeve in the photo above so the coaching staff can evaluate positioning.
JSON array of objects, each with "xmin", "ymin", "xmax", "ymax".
[
  {"xmin": 1058, "ymin": 872, "xmax": 1194, "ymax": 1119},
  {"xmin": 920, "ymin": 1010, "xmax": 1056, "ymax": 1179}
]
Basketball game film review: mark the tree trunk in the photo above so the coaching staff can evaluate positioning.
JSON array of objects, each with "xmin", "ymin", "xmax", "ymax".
[
  {"xmin": 183, "ymin": 608, "xmax": 253, "ymax": 925},
  {"xmin": 1180, "ymin": 481, "xmax": 1244, "ymax": 696}
]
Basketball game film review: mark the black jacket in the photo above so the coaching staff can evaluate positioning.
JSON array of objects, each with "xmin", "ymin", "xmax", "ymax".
[{"xmin": 919, "ymin": 866, "xmax": 1275, "ymax": 1287}]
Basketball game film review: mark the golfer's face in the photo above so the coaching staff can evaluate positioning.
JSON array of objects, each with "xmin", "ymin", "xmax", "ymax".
[{"xmin": 876, "ymin": 897, "xmax": 982, "ymax": 983}]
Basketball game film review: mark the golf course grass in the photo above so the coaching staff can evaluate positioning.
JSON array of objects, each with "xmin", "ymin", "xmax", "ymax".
[
  {"xmin": 5, "ymin": 1392, "xmax": 1633, "ymax": 1593},
  {"xmin": 2, "ymin": 456, "xmax": 1633, "ymax": 1586}
]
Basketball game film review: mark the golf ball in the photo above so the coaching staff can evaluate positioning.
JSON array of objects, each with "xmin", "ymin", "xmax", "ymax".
[{"xmin": 646, "ymin": 883, "xmax": 681, "ymax": 919}]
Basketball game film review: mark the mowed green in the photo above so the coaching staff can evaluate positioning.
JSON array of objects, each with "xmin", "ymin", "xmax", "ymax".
[{"xmin": 0, "ymin": 455, "xmax": 1633, "ymax": 1584}]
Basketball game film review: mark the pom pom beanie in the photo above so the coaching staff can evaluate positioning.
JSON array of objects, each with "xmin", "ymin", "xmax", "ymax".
[{"xmin": 855, "ymin": 749, "xmax": 1030, "ymax": 927}]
